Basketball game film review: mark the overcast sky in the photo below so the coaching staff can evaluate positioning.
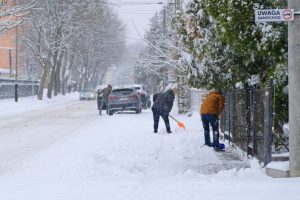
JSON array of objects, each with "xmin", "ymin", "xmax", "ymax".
[{"xmin": 110, "ymin": 0, "xmax": 167, "ymax": 44}]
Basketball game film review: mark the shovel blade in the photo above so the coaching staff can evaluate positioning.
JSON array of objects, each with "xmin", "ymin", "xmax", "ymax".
[{"xmin": 177, "ymin": 122, "xmax": 186, "ymax": 129}]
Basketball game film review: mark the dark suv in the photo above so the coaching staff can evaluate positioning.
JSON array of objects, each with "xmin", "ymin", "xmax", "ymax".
[{"xmin": 107, "ymin": 87, "xmax": 142, "ymax": 115}]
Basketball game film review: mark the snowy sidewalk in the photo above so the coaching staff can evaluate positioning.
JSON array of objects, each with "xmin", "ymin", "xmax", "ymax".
[
  {"xmin": 0, "ymin": 92, "xmax": 80, "ymax": 120},
  {"xmin": 195, "ymin": 147, "xmax": 249, "ymax": 174}
]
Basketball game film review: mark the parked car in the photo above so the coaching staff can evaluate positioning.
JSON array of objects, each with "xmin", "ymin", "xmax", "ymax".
[
  {"xmin": 79, "ymin": 88, "xmax": 96, "ymax": 100},
  {"xmin": 130, "ymin": 84, "xmax": 151, "ymax": 109},
  {"xmin": 107, "ymin": 87, "xmax": 142, "ymax": 115}
]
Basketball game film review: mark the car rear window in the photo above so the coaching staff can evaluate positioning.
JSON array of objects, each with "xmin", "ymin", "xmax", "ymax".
[
  {"xmin": 82, "ymin": 88, "xmax": 94, "ymax": 92},
  {"xmin": 112, "ymin": 88, "xmax": 134, "ymax": 95}
]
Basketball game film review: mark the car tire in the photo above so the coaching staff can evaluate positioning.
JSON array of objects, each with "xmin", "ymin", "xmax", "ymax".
[
  {"xmin": 108, "ymin": 107, "xmax": 113, "ymax": 115},
  {"xmin": 136, "ymin": 107, "xmax": 142, "ymax": 114}
]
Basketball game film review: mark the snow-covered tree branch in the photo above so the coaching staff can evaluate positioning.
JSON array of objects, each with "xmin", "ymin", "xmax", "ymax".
[
  {"xmin": 20, "ymin": 0, "xmax": 126, "ymax": 100},
  {"xmin": 0, "ymin": 0, "xmax": 36, "ymax": 32}
]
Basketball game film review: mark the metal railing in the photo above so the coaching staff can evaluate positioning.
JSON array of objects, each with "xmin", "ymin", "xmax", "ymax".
[
  {"xmin": 0, "ymin": 79, "xmax": 39, "ymax": 100},
  {"xmin": 220, "ymin": 87, "xmax": 273, "ymax": 165}
]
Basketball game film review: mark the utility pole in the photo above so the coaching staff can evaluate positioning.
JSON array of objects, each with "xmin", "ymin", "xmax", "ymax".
[
  {"xmin": 15, "ymin": 0, "xmax": 19, "ymax": 81},
  {"xmin": 288, "ymin": 0, "xmax": 300, "ymax": 177},
  {"xmin": 8, "ymin": 48, "xmax": 12, "ymax": 77}
]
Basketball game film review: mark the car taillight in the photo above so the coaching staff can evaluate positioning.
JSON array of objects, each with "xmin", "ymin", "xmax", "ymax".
[
  {"xmin": 137, "ymin": 92, "xmax": 145, "ymax": 97},
  {"xmin": 129, "ymin": 94, "xmax": 138, "ymax": 99},
  {"xmin": 109, "ymin": 95, "xmax": 118, "ymax": 101}
]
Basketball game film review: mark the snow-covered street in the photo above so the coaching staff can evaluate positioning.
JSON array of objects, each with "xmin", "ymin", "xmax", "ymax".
[{"xmin": 0, "ymin": 93, "xmax": 299, "ymax": 200}]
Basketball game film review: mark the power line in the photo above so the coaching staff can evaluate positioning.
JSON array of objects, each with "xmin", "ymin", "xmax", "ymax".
[
  {"xmin": 118, "ymin": 12, "xmax": 159, "ymax": 15},
  {"xmin": 2, "ymin": 1, "xmax": 164, "ymax": 5},
  {"xmin": 110, "ymin": 1, "xmax": 164, "ymax": 5},
  {"xmin": 117, "ymin": 2, "xmax": 163, "ymax": 5}
]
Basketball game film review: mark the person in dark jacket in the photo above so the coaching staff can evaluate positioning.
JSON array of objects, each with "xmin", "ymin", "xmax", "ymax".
[
  {"xmin": 151, "ymin": 88, "xmax": 176, "ymax": 134},
  {"xmin": 98, "ymin": 84, "xmax": 112, "ymax": 115},
  {"xmin": 152, "ymin": 92, "xmax": 161, "ymax": 103}
]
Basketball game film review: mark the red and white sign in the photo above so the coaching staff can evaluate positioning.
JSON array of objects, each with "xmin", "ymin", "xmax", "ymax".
[{"xmin": 255, "ymin": 9, "xmax": 294, "ymax": 22}]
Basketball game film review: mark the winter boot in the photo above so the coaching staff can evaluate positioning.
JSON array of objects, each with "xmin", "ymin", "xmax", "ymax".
[{"xmin": 212, "ymin": 142, "xmax": 225, "ymax": 151}]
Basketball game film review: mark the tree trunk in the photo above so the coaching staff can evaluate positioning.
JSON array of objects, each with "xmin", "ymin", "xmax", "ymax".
[
  {"xmin": 62, "ymin": 75, "xmax": 69, "ymax": 95},
  {"xmin": 54, "ymin": 52, "xmax": 64, "ymax": 96},
  {"xmin": 61, "ymin": 67, "xmax": 67, "ymax": 96},
  {"xmin": 54, "ymin": 69, "xmax": 60, "ymax": 96},
  {"xmin": 47, "ymin": 49, "xmax": 61, "ymax": 98},
  {"xmin": 177, "ymin": 76, "xmax": 191, "ymax": 114},
  {"xmin": 47, "ymin": 66, "xmax": 56, "ymax": 99},
  {"xmin": 61, "ymin": 50, "xmax": 70, "ymax": 95},
  {"xmin": 78, "ymin": 76, "xmax": 84, "ymax": 92},
  {"xmin": 37, "ymin": 68, "xmax": 48, "ymax": 100}
]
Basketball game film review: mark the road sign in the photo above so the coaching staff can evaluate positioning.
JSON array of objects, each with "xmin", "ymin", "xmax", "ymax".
[{"xmin": 255, "ymin": 9, "xmax": 294, "ymax": 22}]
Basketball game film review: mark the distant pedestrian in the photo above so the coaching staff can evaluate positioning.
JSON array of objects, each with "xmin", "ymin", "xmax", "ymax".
[
  {"xmin": 97, "ymin": 84, "xmax": 112, "ymax": 115},
  {"xmin": 151, "ymin": 85, "xmax": 178, "ymax": 133},
  {"xmin": 200, "ymin": 89, "xmax": 225, "ymax": 148}
]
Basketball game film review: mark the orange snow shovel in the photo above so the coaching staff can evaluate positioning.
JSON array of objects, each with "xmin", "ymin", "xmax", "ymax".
[{"xmin": 169, "ymin": 114, "xmax": 186, "ymax": 129}]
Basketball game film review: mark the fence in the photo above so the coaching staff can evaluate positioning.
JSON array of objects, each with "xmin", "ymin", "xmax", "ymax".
[
  {"xmin": 220, "ymin": 87, "xmax": 273, "ymax": 165},
  {"xmin": 0, "ymin": 79, "xmax": 39, "ymax": 99},
  {"xmin": 189, "ymin": 88, "xmax": 208, "ymax": 112}
]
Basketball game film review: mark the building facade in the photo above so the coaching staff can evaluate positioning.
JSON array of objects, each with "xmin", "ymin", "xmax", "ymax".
[{"xmin": 0, "ymin": 28, "xmax": 17, "ymax": 77}]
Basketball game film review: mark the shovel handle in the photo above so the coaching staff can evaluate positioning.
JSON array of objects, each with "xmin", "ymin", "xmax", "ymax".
[
  {"xmin": 169, "ymin": 114, "xmax": 186, "ymax": 129},
  {"xmin": 169, "ymin": 114, "xmax": 179, "ymax": 123}
]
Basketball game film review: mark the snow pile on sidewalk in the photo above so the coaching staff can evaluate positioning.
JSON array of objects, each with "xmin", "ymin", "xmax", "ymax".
[{"xmin": 0, "ymin": 92, "xmax": 79, "ymax": 119}]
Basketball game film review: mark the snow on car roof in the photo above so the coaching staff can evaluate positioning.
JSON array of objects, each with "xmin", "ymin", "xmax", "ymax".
[
  {"xmin": 113, "ymin": 84, "xmax": 135, "ymax": 89},
  {"xmin": 126, "ymin": 84, "xmax": 142, "ymax": 88},
  {"xmin": 81, "ymin": 88, "xmax": 95, "ymax": 92}
]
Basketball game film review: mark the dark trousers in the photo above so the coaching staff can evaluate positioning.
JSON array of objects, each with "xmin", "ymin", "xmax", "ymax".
[
  {"xmin": 99, "ymin": 97, "xmax": 108, "ymax": 114},
  {"xmin": 201, "ymin": 114, "xmax": 219, "ymax": 145},
  {"xmin": 152, "ymin": 107, "xmax": 171, "ymax": 132}
]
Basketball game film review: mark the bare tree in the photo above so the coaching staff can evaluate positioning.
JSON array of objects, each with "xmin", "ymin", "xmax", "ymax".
[
  {"xmin": 21, "ymin": 0, "xmax": 125, "ymax": 99},
  {"xmin": 135, "ymin": 4, "xmax": 192, "ymax": 113},
  {"xmin": 21, "ymin": 1, "xmax": 73, "ymax": 99},
  {"xmin": 0, "ymin": 0, "xmax": 35, "ymax": 32}
]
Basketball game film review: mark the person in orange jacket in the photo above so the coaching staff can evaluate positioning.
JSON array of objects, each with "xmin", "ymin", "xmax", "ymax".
[{"xmin": 200, "ymin": 89, "xmax": 225, "ymax": 147}]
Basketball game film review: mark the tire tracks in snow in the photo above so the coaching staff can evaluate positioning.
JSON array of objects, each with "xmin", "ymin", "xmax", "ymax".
[{"xmin": 0, "ymin": 100, "xmax": 100, "ymax": 175}]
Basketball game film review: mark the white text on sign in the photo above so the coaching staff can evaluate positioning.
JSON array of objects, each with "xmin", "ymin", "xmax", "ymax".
[{"xmin": 255, "ymin": 9, "xmax": 294, "ymax": 22}]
